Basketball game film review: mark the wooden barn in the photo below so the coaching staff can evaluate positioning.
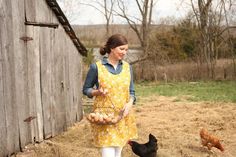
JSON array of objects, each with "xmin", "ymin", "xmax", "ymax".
[{"xmin": 0, "ymin": 0, "xmax": 87, "ymax": 156}]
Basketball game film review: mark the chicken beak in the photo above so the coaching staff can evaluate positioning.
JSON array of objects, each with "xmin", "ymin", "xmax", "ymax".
[{"xmin": 127, "ymin": 140, "xmax": 132, "ymax": 145}]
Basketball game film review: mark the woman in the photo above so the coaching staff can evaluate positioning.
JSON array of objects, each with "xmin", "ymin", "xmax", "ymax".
[{"xmin": 83, "ymin": 34, "xmax": 138, "ymax": 157}]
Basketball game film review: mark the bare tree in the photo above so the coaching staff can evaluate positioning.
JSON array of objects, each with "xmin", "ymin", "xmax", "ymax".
[
  {"xmin": 221, "ymin": 0, "xmax": 236, "ymax": 77},
  {"xmin": 80, "ymin": 0, "xmax": 115, "ymax": 37},
  {"xmin": 190, "ymin": 0, "xmax": 235, "ymax": 78},
  {"xmin": 115, "ymin": 0, "xmax": 156, "ymax": 50},
  {"xmin": 57, "ymin": 0, "xmax": 81, "ymax": 23}
]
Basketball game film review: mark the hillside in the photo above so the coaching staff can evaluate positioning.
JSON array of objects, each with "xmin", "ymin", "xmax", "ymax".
[{"xmin": 72, "ymin": 24, "xmax": 173, "ymax": 47}]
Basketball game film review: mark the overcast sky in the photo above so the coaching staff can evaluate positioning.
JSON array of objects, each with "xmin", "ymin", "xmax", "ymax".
[{"xmin": 58, "ymin": 0, "xmax": 190, "ymax": 25}]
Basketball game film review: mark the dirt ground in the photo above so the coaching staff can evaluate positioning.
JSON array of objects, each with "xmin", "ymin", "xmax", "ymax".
[{"xmin": 17, "ymin": 96, "xmax": 236, "ymax": 157}]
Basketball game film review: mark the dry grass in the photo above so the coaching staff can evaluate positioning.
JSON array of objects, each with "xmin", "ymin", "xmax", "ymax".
[
  {"xmin": 17, "ymin": 96, "xmax": 236, "ymax": 157},
  {"xmin": 134, "ymin": 59, "xmax": 235, "ymax": 81}
]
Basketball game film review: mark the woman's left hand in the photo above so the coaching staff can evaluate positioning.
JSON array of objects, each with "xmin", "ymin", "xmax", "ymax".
[{"xmin": 122, "ymin": 101, "xmax": 133, "ymax": 118}]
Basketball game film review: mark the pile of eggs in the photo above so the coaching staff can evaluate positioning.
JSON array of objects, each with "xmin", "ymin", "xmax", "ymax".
[{"xmin": 87, "ymin": 112, "xmax": 121, "ymax": 125}]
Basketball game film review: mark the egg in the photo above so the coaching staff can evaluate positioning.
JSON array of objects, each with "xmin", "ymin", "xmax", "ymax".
[
  {"xmin": 90, "ymin": 113, "xmax": 96, "ymax": 118},
  {"xmin": 103, "ymin": 114, "xmax": 108, "ymax": 120},
  {"xmin": 99, "ymin": 116, "xmax": 104, "ymax": 122},
  {"xmin": 87, "ymin": 114, "xmax": 92, "ymax": 121},
  {"xmin": 111, "ymin": 118, "xmax": 117, "ymax": 123},
  {"xmin": 105, "ymin": 117, "xmax": 112, "ymax": 123},
  {"xmin": 94, "ymin": 115, "xmax": 99, "ymax": 122}
]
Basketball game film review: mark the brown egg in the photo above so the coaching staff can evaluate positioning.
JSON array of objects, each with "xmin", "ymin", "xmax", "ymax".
[
  {"xmin": 99, "ymin": 116, "xmax": 104, "ymax": 122},
  {"xmin": 87, "ymin": 114, "xmax": 92, "ymax": 121},
  {"xmin": 95, "ymin": 112, "xmax": 100, "ymax": 116},
  {"xmin": 90, "ymin": 113, "xmax": 96, "ymax": 118},
  {"xmin": 101, "ymin": 119, "xmax": 106, "ymax": 124},
  {"xmin": 105, "ymin": 117, "xmax": 112, "ymax": 123},
  {"xmin": 90, "ymin": 118, "xmax": 95, "ymax": 123},
  {"xmin": 107, "ymin": 113, "xmax": 113, "ymax": 117},
  {"xmin": 111, "ymin": 119, "xmax": 117, "ymax": 124},
  {"xmin": 103, "ymin": 114, "xmax": 108, "ymax": 119},
  {"xmin": 94, "ymin": 115, "xmax": 99, "ymax": 122},
  {"xmin": 103, "ymin": 114, "xmax": 108, "ymax": 120},
  {"xmin": 113, "ymin": 116, "xmax": 121, "ymax": 123}
]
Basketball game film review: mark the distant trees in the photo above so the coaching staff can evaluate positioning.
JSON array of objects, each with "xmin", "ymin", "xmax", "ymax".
[
  {"xmin": 190, "ymin": 0, "xmax": 236, "ymax": 78},
  {"xmin": 147, "ymin": 0, "xmax": 236, "ymax": 79},
  {"xmin": 147, "ymin": 17, "xmax": 199, "ymax": 64},
  {"xmin": 58, "ymin": 0, "xmax": 236, "ymax": 79}
]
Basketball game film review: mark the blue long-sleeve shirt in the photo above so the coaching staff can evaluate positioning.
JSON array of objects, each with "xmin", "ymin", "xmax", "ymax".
[{"xmin": 82, "ymin": 57, "xmax": 136, "ymax": 103}]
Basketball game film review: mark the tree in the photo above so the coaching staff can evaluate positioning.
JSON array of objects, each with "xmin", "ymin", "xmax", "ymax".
[
  {"xmin": 57, "ymin": 0, "xmax": 81, "ymax": 23},
  {"xmin": 115, "ymin": 0, "xmax": 156, "ymax": 52},
  {"xmin": 80, "ymin": 0, "xmax": 115, "ymax": 37},
  {"xmin": 190, "ymin": 0, "xmax": 235, "ymax": 78}
]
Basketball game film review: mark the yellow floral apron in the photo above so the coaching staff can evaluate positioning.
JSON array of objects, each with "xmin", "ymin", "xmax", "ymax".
[{"xmin": 91, "ymin": 61, "xmax": 138, "ymax": 147}]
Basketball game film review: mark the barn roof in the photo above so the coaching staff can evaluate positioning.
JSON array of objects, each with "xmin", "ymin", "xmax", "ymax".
[{"xmin": 45, "ymin": 0, "xmax": 87, "ymax": 56}]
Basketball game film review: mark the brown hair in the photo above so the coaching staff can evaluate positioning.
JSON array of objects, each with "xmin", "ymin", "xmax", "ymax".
[{"xmin": 99, "ymin": 34, "xmax": 128, "ymax": 55}]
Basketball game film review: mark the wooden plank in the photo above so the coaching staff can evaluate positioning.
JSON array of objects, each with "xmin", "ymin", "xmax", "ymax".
[
  {"xmin": 68, "ymin": 40, "xmax": 83, "ymax": 123},
  {"xmin": 0, "ymin": 4, "xmax": 8, "ymax": 155},
  {"xmin": 51, "ymin": 28, "xmax": 67, "ymax": 135},
  {"xmin": 68, "ymin": 45, "xmax": 77, "ymax": 124},
  {"xmin": 25, "ymin": 26, "xmax": 44, "ymax": 142},
  {"xmin": 34, "ymin": 27, "xmax": 44, "ymax": 142},
  {"xmin": 25, "ymin": 0, "xmax": 53, "ymax": 23},
  {"xmin": 40, "ymin": 27, "xmax": 53, "ymax": 139},
  {"xmin": 48, "ymin": 28, "xmax": 58, "ymax": 137},
  {"xmin": 25, "ymin": 25, "xmax": 37, "ymax": 144},
  {"xmin": 77, "ymin": 55, "xmax": 84, "ymax": 122},
  {"xmin": 49, "ymin": 2, "xmax": 57, "ymax": 137},
  {"xmin": 13, "ymin": 0, "xmax": 31, "ymax": 149},
  {"xmin": 0, "ymin": 0, "xmax": 21, "ymax": 156},
  {"xmin": 24, "ymin": 0, "xmax": 36, "ymax": 22},
  {"xmin": 36, "ymin": 0, "xmax": 53, "ymax": 23},
  {"xmin": 63, "ymin": 34, "xmax": 71, "ymax": 128},
  {"xmin": 50, "ymin": 29, "xmax": 56, "ymax": 137}
]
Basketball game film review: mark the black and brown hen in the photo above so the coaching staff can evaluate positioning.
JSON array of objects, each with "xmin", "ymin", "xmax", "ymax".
[{"xmin": 128, "ymin": 133, "xmax": 158, "ymax": 157}]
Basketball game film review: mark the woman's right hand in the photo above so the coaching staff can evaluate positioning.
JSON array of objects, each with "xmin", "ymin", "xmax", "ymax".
[{"xmin": 92, "ymin": 87, "xmax": 108, "ymax": 96}]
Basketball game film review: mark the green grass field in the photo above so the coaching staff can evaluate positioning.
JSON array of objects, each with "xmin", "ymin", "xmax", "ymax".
[{"xmin": 135, "ymin": 81, "xmax": 236, "ymax": 103}]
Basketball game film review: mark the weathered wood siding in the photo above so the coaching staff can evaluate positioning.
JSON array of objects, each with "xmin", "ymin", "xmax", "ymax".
[{"xmin": 0, "ymin": 0, "xmax": 84, "ymax": 156}]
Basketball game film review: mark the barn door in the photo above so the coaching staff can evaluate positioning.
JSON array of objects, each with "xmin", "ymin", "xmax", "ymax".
[{"xmin": 25, "ymin": 24, "xmax": 70, "ymax": 141}]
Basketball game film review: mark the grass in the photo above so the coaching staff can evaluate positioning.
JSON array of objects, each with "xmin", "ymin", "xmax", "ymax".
[{"xmin": 135, "ymin": 81, "xmax": 236, "ymax": 103}]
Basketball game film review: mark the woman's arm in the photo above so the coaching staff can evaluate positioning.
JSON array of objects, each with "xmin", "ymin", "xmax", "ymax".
[
  {"xmin": 122, "ymin": 65, "xmax": 136, "ymax": 117},
  {"xmin": 82, "ymin": 63, "xmax": 98, "ymax": 98},
  {"xmin": 82, "ymin": 63, "xmax": 108, "ymax": 98},
  {"xmin": 129, "ymin": 65, "xmax": 136, "ymax": 104}
]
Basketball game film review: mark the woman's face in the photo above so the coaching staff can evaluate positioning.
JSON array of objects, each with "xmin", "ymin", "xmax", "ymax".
[{"xmin": 110, "ymin": 44, "xmax": 128, "ymax": 61}]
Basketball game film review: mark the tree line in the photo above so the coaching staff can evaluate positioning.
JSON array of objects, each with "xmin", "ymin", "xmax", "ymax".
[{"xmin": 59, "ymin": 0, "xmax": 236, "ymax": 80}]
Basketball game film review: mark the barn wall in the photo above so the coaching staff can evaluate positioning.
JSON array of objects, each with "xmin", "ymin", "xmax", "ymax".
[{"xmin": 0, "ymin": 0, "xmax": 84, "ymax": 156}]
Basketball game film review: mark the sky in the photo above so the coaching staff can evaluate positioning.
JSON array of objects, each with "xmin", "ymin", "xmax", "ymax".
[{"xmin": 58, "ymin": 0, "xmax": 190, "ymax": 25}]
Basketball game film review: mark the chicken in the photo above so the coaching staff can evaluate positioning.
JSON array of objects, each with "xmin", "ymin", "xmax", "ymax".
[
  {"xmin": 128, "ymin": 133, "xmax": 158, "ymax": 157},
  {"xmin": 200, "ymin": 128, "xmax": 224, "ymax": 152}
]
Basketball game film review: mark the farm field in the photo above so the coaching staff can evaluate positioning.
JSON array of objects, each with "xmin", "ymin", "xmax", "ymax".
[{"xmin": 16, "ymin": 82, "xmax": 236, "ymax": 157}]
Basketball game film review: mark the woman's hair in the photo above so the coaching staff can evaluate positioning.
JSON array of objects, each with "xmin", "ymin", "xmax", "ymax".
[{"xmin": 99, "ymin": 34, "xmax": 128, "ymax": 55}]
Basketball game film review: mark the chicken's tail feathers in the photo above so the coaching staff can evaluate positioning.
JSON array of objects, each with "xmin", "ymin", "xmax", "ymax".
[
  {"xmin": 199, "ymin": 128, "xmax": 225, "ymax": 152},
  {"xmin": 216, "ymin": 142, "xmax": 224, "ymax": 152},
  {"xmin": 149, "ymin": 133, "xmax": 157, "ymax": 142}
]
